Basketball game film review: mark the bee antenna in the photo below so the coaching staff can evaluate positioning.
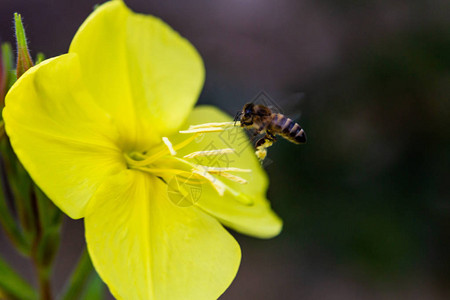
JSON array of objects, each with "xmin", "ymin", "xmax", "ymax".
[{"xmin": 234, "ymin": 111, "xmax": 242, "ymax": 125}]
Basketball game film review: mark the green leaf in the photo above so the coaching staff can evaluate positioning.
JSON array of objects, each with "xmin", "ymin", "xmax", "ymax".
[
  {"xmin": 0, "ymin": 154, "xmax": 29, "ymax": 254},
  {"xmin": 34, "ymin": 185, "xmax": 62, "ymax": 269},
  {"xmin": 60, "ymin": 250, "xmax": 97, "ymax": 300},
  {"xmin": 35, "ymin": 185, "xmax": 62, "ymax": 229},
  {"xmin": 14, "ymin": 13, "xmax": 34, "ymax": 79},
  {"xmin": 0, "ymin": 138, "xmax": 35, "ymax": 245},
  {"xmin": 36, "ymin": 225, "xmax": 61, "ymax": 269},
  {"xmin": 80, "ymin": 273, "xmax": 105, "ymax": 300},
  {"xmin": 0, "ymin": 255, "xmax": 37, "ymax": 300},
  {"xmin": 10, "ymin": 162, "xmax": 35, "ymax": 240}
]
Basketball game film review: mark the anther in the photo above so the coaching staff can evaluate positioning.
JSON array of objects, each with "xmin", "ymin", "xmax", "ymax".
[
  {"xmin": 216, "ymin": 172, "xmax": 248, "ymax": 184},
  {"xmin": 183, "ymin": 148, "xmax": 235, "ymax": 159},
  {"xmin": 179, "ymin": 122, "xmax": 238, "ymax": 134},
  {"xmin": 199, "ymin": 166, "xmax": 251, "ymax": 173}
]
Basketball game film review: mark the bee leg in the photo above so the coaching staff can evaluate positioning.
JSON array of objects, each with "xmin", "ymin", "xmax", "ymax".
[
  {"xmin": 250, "ymin": 129, "xmax": 260, "ymax": 143},
  {"xmin": 248, "ymin": 124, "xmax": 264, "ymax": 144},
  {"xmin": 255, "ymin": 135, "xmax": 275, "ymax": 148},
  {"xmin": 266, "ymin": 130, "xmax": 276, "ymax": 140},
  {"xmin": 255, "ymin": 134, "xmax": 275, "ymax": 161}
]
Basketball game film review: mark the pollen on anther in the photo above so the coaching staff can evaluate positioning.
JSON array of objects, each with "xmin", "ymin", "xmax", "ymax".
[
  {"xmin": 179, "ymin": 121, "xmax": 238, "ymax": 134},
  {"xmin": 201, "ymin": 166, "xmax": 251, "ymax": 173},
  {"xmin": 183, "ymin": 148, "xmax": 235, "ymax": 159},
  {"xmin": 216, "ymin": 172, "xmax": 248, "ymax": 184}
]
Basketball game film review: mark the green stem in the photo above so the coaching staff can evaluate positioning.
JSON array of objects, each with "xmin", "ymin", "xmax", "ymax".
[
  {"xmin": 0, "ymin": 121, "xmax": 5, "ymax": 140},
  {"xmin": 30, "ymin": 190, "xmax": 53, "ymax": 300},
  {"xmin": 35, "ymin": 266, "xmax": 52, "ymax": 300},
  {"xmin": 0, "ymin": 255, "xmax": 37, "ymax": 300},
  {"xmin": 30, "ymin": 257, "xmax": 52, "ymax": 300},
  {"xmin": 60, "ymin": 250, "xmax": 95, "ymax": 300}
]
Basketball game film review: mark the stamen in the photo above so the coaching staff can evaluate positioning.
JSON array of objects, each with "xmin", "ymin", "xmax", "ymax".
[
  {"xmin": 173, "ymin": 133, "xmax": 201, "ymax": 151},
  {"xmin": 123, "ymin": 119, "xmax": 254, "ymax": 200},
  {"xmin": 192, "ymin": 166, "xmax": 226, "ymax": 196},
  {"xmin": 134, "ymin": 167, "xmax": 208, "ymax": 186},
  {"xmin": 130, "ymin": 133, "xmax": 200, "ymax": 167},
  {"xmin": 183, "ymin": 148, "xmax": 235, "ymax": 159},
  {"xmin": 188, "ymin": 122, "xmax": 237, "ymax": 129},
  {"xmin": 179, "ymin": 128, "xmax": 224, "ymax": 133},
  {"xmin": 199, "ymin": 166, "xmax": 252, "ymax": 173},
  {"xmin": 162, "ymin": 137, "xmax": 177, "ymax": 156},
  {"xmin": 179, "ymin": 121, "xmax": 238, "ymax": 134},
  {"xmin": 216, "ymin": 172, "xmax": 248, "ymax": 184},
  {"xmin": 133, "ymin": 167, "xmax": 185, "ymax": 175}
]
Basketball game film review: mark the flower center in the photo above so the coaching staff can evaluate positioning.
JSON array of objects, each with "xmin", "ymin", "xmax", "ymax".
[{"xmin": 124, "ymin": 122, "xmax": 251, "ymax": 203}]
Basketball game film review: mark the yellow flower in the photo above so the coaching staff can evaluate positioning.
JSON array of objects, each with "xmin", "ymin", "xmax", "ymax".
[{"xmin": 3, "ymin": 0, "xmax": 282, "ymax": 299}]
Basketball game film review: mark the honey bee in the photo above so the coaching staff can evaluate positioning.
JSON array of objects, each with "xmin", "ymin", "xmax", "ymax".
[{"xmin": 235, "ymin": 103, "xmax": 306, "ymax": 161}]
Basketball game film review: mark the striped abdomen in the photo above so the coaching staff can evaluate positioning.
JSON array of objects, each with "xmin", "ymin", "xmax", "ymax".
[{"xmin": 270, "ymin": 113, "xmax": 306, "ymax": 144}]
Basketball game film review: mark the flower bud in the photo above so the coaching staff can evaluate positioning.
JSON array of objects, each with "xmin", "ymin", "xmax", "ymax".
[
  {"xmin": 14, "ymin": 13, "xmax": 33, "ymax": 79},
  {"xmin": 35, "ymin": 52, "xmax": 45, "ymax": 65}
]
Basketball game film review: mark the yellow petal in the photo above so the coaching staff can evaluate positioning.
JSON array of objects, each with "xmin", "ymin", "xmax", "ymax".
[
  {"xmin": 3, "ymin": 54, "xmax": 124, "ymax": 219},
  {"xmin": 173, "ymin": 106, "xmax": 282, "ymax": 238},
  {"xmin": 69, "ymin": 0, "xmax": 204, "ymax": 142},
  {"xmin": 85, "ymin": 170, "xmax": 241, "ymax": 300}
]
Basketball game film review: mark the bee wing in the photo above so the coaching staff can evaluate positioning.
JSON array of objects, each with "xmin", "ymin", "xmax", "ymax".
[{"xmin": 269, "ymin": 92, "xmax": 305, "ymax": 121}]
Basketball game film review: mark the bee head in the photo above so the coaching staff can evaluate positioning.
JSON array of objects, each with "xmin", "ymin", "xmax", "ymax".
[
  {"xmin": 239, "ymin": 103, "xmax": 255, "ymax": 126},
  {"xmin": 243, "ymin": 103, "xmax": 255, "ymax": 117}
]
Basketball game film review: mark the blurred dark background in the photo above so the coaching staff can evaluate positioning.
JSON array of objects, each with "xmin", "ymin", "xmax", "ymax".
[{"xmin": 1, "ymin": 0, "xmax": 449, "ymax": 299}]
